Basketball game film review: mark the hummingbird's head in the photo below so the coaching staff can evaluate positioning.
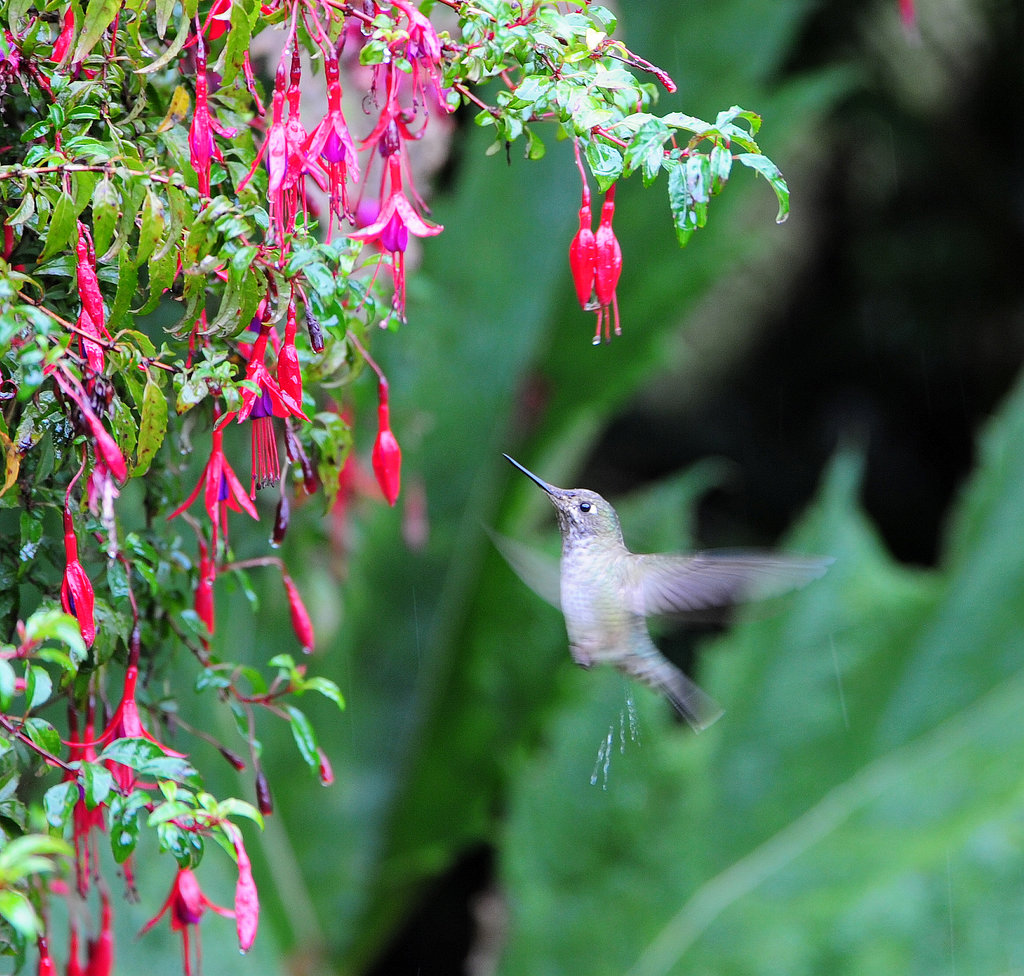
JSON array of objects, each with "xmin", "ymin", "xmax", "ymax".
[{"xmin": 503, "ymin": 455, "xmax": 623, "ymax": 544}]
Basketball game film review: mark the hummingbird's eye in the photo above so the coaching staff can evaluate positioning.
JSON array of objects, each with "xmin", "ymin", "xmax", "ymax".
[{"xmin": 579, "ymin": 502, "xmax": 592, "ymax": 513}]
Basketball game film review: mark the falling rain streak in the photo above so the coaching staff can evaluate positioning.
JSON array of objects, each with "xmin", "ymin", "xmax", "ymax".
[{"xmin": 591, "ymin": 689, "xmax": 642, "ymax": 789}]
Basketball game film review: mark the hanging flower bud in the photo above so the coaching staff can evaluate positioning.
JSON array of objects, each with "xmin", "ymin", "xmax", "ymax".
[
  {"xmin": 303, "ymin": 303, "xmax": 324, "ymax": 354},
  {"xmin": 568, "ymin": 141, "xmax": 596, "ymax": 310},
  {"xmin": 36, "ymin": 935, "xmax": 56, "ymax": 976},
  {"xmin": 85, "ymin": 888, "xmax": 113, "ymax": 976},
  {"xmin": 61, "ymin": 506, "xmax": 96, "ymax": 648},
  {"xmin": 195, "ymin": 538, "xmax": 216, "ymax": 647},
  {"xmin": 219, "ymin": 745, "xmax": 246, "ymax": 771},
  {"xmin": 592, "ymin": 182, "xmax": 623, "ymax": 343},
  {"xmin": 221, "ymin": 822, "xmax": 259, "ymax": 954},
  {"xmin": 316, "ymin": 747, "xmax": 334, "ymax": 786},
  {"xmin": 282, "ymin": 573, "xmax": 314, "ymax": 654},
  {"xmin": 371, "ymin": 381, "xmax": 401, "ymax": 507},
  {"xmin": 255, "ymin": 767, "xmax": 273, "ymax": 815}
]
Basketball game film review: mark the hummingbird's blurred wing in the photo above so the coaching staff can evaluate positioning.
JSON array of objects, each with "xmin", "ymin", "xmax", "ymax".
[
  {"xmin": 487, "ymin": 527, "xmax": 562, "ymax": 609},
  {"xmin": 629, "ymin": 552, "xmax": 832, "ymax": 618}
]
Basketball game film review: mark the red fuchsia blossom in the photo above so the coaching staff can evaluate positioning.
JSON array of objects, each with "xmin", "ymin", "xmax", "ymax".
[
  {"xmin": 47, "ymin": 364, "xmax": 128, "ymax": 482},
  {"xmin": 194, "ymin": 538, "xmax": 216, "ymax": 647},
  {"xmin": 276, "ymin": 294, "xmax": 302, "ymax": 408},
  {"xmin": 350, "ymin": 152, "xmax": 442, "ymax": 319},
  {"xmin": 167, "ymin": 403, "xmax": 258, "ymax": 551},
  {"xmin": 282, "ymin": 572, "xmax": 314, "ymax": 654},
  {"xmin": 67, "ymin": 703, "xmax": 105, "ymax": 896},
  {"xmin": 303, "ymin": 51, "xmax": 359, "ymax": 237},
  {"xmin": 217, "ymin": 318, "xmax": 309, "ymax": 496},
  {"xmin": 189, "ymin": 30, "xmax": 237, "ymax": 197},
  {"xmin": 36, "ymin": 934, "xmax": 56, "ymax": 976},
  {"xmin": 568, "ymin": 144, "xmax": 597, "ymax": 311},
  {"xmin": 592, "ymin": 182, "xmax": 623, "ymax": 343},
  {"xmin": 51, "ymin": 7, "xmax": 75, "ymax": 62},
  {"xmin": 73, "ymin": 220, "xmax": 110, "ymax": 371},
  {"xmin": 371, "ymin": 380, "xmax": 401, "ymax": 507},
  {"xmin": 61, "ymin": 503, "xmax": 96, "ymax": 648},
  {"xmin": 199, "ymin": 0, "xmax": 232, "ymax": 40},
  {"xmin": 86, "ymin": 888, "xmax": 113, "ymax": 976},
  {"xmin": 140, "ymin": 868, "xmax": 234, "ymax": 976},
  {"xmin": 221, "ymin": 821, "xmax": 259, "ymax": 953},
  {"xmin": 89, "ymin": 664, "xmax": 186, "ymax": 793}
]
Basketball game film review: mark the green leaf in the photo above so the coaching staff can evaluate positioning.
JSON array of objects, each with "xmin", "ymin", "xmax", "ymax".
[
  {"xmin": 81, "ymin": 761, "xmax": 114, "ymax": 807},
  {"xmin": 43, "ymin": 781, "xmax": 78, "ymax": 830},
  {"xmin": 98, "ymin": 736, "xmax": 168, "ymax": 769},
  {"xmin": 584, "ymin": 139, "xmax": 623, "ymax": 191},
  {"xmin": 24, "ymin": 664, "xmax": 51, "ymax": 711},
  {"xmin": 135, "ymin": 190, "xmax": 166, "ymax": 267},
  {"xmin": 133, "ymin": 373, "xmax": 167, "ymax": 477},
  {"xmin": 0, "ymin": 888, "xmax": 41, "ymax": 939},
  {"xmin": 734, "ymin": 152, "xmax": 789, "ymax": 223},
  {"xmin": 5, "ymin": 191, "xmax": 35, "ymax": 228},
  {"xmin": 623, "ymin": 118, "xmax": 670, "ymax": 186},
  {"xmin": 38, "ymin": 192, "xmax": 78, "ymax": 263},
  {"xmin": 22, "ymin": 717, "xmax": 60, "ymax": 757},
  {"xmin": 285, "ymin": 705, "xmax": 319, "ymax": 770},
  {"xmin": 91, "ymin": 177, "xmax": 120, "ymax": 258},
  {"xmin": 71, "ymin": 0, "xmax": 122, "ymax": 63},
  {"xmin": 0, "ymin": 659, "xmax": 15, "ymax": 710},
  {"xmin": 301, "ymin": 676, "xmax": 346, "ymax": 711}
]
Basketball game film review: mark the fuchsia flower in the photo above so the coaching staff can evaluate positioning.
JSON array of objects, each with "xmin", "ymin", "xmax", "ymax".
[
  {"xmin": 189, "ymin": 30, "xmax": 237, "ymax": 198},
  {"xmin": 51, "ymin": 6, "xmax": 75, "ymax": 62},
  {"xmin": 92, "ymin": 664, "xmax": 186, "ymax": 793},
  {"xmin": 568, "ymin": 146, "xmax": 596, "ymax": 311},
  {"xmin": 61, "ymin": 504, "xmax": 96, "ymax": 648},
  {"xmin": 66, "ymin": 704, "xmax": 105, "ymax": 896},
  {"xmin": 167, "ymin": 404, "xmax": 258, "ymax": 550},
  {"xmin": 194, "ymin": 538, "xmax": 216, "ymax": 647},
  {"xmin": 282, "ymin": 573, "xmax": 314, "ymax": 653},
  {"xmin": 303, "ymin": 51, "xmax": 359, "ymax": 236},
  {"xmin": 47, "ymin": 364, "xmax": 128, "ymax": 482},
  {"xmin": 140, "ymin": 868, "xmax": 233, "ymax": 976},
  {"xmin": 592, "ymin": 182, "xmax": 623, "ymax": 343},
  {"xmin": 216, "ymin": 318, "xmax": 309, "ymax": 497},
  {"xmin": 276, "ymin": 294, "xmax": 302, "ymax": 408},
  {"xmin": 566, "ymin": 144, "xmax": 623, "ymax": 343},
  {"xmin": 350, "ymin": 153, "xmax": 442, "ymax": 318},
  {"xmin": 371, "ymin": 380, "xmax": 401, "ymax": 507},
  {"xmin": 199, "ymin": 0, "xmax": 232, "ymax": 40}
]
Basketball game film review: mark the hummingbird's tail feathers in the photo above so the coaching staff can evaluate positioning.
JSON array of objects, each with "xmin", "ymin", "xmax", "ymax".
[
  {"xmin": 631, "ymin": 552, "xmax": 833, "ymax": 618},
  {"xmin": 617, "ymin": 649, "xmax": 724, "ymax": 732},
  {"xmin": 485, "ymin": 526, "xmax": 563, "ymax": 609}
]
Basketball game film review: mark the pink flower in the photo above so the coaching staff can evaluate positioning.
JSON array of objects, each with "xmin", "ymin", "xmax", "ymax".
[
  {"xmin": 303, "ymin": 52, "xmax": 359, "ymax": 237},
  {"xmin": 167, "ymin": 404, "xmax": 258, "ymax": 550},
  {"xmin": 371, "ymin": 380, "xmax": 401, "ymax": 507},
  {"xmin": 139, "ymin": 868, "xmax": 233, "ymax": 976},
  {"xmin": 350, "ymin": 154, "xmax": 442, "ymax": 318},
  {"xmin": 61, "ymin": 506, "xmax": 95, "ymax": 648}
]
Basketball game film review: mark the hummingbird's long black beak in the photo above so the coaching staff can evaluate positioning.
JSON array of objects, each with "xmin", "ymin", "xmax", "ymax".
[{"xmin": 503, "ymin": 454, "xmax": 559, "ymax": 496}]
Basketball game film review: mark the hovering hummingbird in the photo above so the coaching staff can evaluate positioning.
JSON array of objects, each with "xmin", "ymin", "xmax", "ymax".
[{"xmin": 499, "ymin": 454, "xmax": 831, "ymax": 730}]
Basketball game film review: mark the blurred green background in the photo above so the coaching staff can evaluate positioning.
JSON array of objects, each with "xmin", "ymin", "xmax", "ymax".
[{"xmin": 117, "ymin": 0, "xmax": 1024, "ymax": 972}]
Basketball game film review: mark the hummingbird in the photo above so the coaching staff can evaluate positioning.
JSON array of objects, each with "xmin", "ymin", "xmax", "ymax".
[{"xmin": 499, "ymin": 454, "xmax": 831, "ymax": 730}]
